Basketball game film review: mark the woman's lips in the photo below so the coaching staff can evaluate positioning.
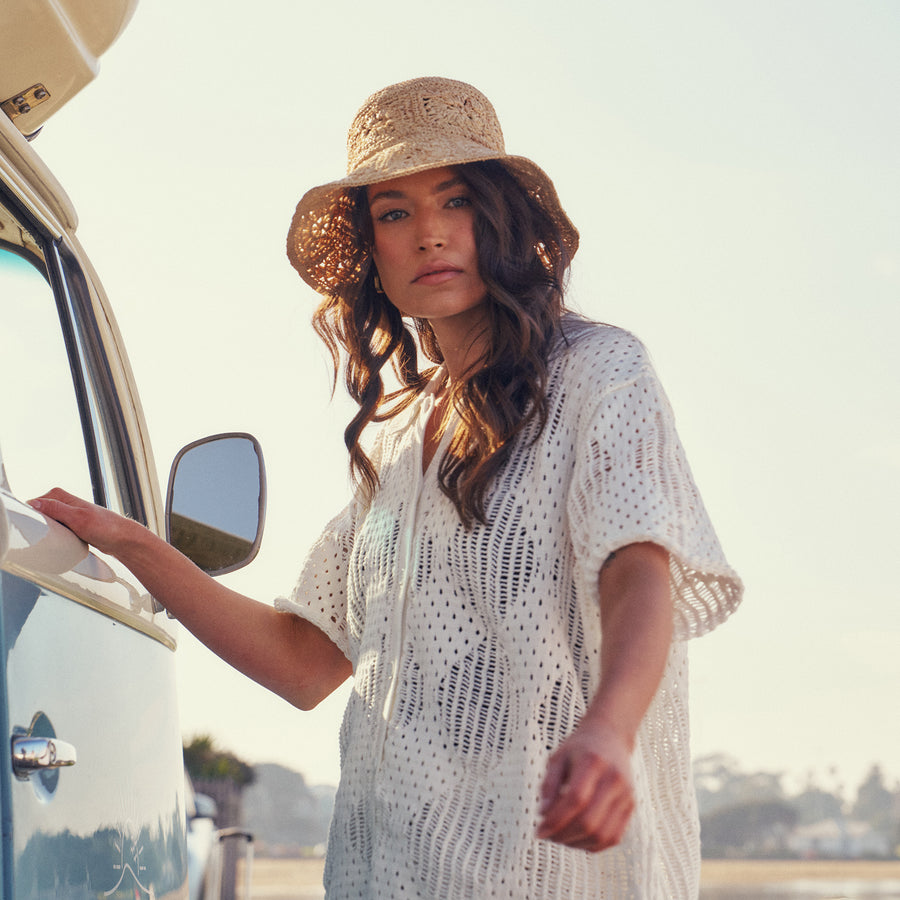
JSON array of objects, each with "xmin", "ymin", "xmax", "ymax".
[{"xmin": 413, "ymin": 264, "xmax": 463, "ymax": 285}]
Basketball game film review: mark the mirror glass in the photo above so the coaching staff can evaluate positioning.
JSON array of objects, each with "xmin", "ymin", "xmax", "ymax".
[{"xmin": 166, "ymin": 434, "xmax": 265, "ymax": 575}]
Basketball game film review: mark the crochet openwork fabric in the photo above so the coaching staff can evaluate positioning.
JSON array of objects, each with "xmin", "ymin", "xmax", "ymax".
[{"xmin": 277, "ymin": 320, "xmax": 742, "ymax": 898}]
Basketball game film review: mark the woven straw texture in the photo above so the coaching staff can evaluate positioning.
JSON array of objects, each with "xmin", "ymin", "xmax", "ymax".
[
  {"xmin": 276, "ymin": 319, "xmax": 742, "ymax": 898},
  {"xmin": 286, "ymin": 76, "xmax": 579, "ymax": 294}
]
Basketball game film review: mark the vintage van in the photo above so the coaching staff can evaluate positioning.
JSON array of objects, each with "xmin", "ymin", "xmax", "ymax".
[{"xmin": 0, "ymin": 2, "xmax": 264, "ymax": 897}]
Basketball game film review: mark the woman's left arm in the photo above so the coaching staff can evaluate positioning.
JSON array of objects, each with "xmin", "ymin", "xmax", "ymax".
[{"xmin": 537, "ymin": 541, "xmax": 672, "ymax": 852}]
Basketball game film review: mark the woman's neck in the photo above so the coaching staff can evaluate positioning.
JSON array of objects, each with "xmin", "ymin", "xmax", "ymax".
[{"xmin": 428, "ymin": 308, "xmax": 490, "ymax": 382}]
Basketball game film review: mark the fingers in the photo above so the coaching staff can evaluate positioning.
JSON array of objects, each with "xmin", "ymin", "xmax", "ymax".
[
  {"xmin": 562, "ymin": 776, "xmax": 634, "ymax": 851},
  {"xmin": 539, "ymin": 750, "xmax": 567, "ymax": 817},
  {"xmin": 30, "ymin": 487, "xmax": 80, "ymax": 509},
  {"xmin": 29, "ymin": 488, "xmax": 85, "ymax": 522},
  {"xmin": 27, "ymin": 489, "xmax": 117, "ymax": 552},
  {"xmin": 537, "ymin": 749, "xmax": 635, "ymax": 853}
]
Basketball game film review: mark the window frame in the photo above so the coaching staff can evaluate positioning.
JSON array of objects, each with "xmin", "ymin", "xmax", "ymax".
[{"xmin": 0, "ymin": 181, "xmax": 147, "ymax": 524}]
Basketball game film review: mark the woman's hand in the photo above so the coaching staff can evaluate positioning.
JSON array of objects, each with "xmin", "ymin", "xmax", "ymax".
[
  {"xmin": 537, "ymin": 715, "xmax": 635, "ymax": 852},
  {"xmin": 29, "ymin": 487, "xmax": 139, "ymax": 558}
]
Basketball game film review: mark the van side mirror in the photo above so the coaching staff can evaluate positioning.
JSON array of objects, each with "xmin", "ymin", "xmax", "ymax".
[{"xmin": 165, "ymin": 433, "xmax": 266, "ymax": 576}]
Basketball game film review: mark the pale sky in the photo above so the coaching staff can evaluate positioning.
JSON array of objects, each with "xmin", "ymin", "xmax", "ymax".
[{"xmin": 35, "ymin": 0, "xmax": 899, "ymax": 795}]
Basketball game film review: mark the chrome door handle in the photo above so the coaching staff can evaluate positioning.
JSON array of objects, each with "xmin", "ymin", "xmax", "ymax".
[{"xmin": 11, "ymin": 736, "xmax": 77, "ymax": 778}]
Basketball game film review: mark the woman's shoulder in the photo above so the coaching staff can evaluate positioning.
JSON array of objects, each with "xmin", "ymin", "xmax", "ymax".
[{"xmin": 552, "ymin": 313, "xmax": 654, "ymax": 390}]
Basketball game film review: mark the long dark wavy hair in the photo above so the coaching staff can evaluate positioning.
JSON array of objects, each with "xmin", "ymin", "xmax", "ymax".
[{"xmin": 312, "ymin": 159, "xmax": 573, "ymax": 527}]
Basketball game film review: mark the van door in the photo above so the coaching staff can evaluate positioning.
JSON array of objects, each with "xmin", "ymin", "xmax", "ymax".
[{"xmin": 0, "ymin": 185, "xmax": 189, "ymax": 899}]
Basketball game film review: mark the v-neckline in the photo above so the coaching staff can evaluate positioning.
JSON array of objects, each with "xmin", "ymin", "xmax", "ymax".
[
  {"xmin": 419, "ymin": 369, "xmax": 453, "ymax": 477},
  {"xmin": 421, "ymin": 401, "xmax": 446, "ymax": 476}
]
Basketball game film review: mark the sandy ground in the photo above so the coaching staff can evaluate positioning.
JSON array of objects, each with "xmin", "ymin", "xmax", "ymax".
[
  {"xmin": 700, "ymin": 858, "xmax": 900, "ymax": 885},
  {"xmin": 237, "ymin": 857, "xmax": 900, "ymax": 898},
  {"xmin": 237, "ymin": 858, "xmax": 325, "ymax": 899}
]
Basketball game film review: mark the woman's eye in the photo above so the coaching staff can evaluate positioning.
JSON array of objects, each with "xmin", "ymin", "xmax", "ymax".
[
  {"xmin": 377, "ymin": 209, "xmax": 407, "ymax": 223},
  {"xmin": 447, "ymin": 196, "xmax": 471, "ymax": 209}
]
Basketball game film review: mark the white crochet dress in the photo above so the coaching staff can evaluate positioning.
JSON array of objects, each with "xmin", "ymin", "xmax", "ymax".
[{"xmin": 277, "ymin": 320, "xmax": 742, "ymax": 899}]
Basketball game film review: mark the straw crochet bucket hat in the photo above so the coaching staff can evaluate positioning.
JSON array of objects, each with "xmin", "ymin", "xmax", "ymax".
[{"xmin": 286, "ymin": 76, "xmax": 579, "ymax": 295}]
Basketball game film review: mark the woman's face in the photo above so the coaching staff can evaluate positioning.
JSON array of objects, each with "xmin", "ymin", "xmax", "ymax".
[{"xmin": 367, "ymin": 167, "xmax": 488, "ymax": 327}]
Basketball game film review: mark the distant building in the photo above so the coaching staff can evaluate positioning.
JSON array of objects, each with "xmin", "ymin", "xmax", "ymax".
[{"xmin": 787, "ymin": 818, "xmax": 891, "ymax": 859}]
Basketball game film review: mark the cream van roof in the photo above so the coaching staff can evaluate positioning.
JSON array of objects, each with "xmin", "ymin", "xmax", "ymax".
[{"xmin": 0, "ymin": 0, "xmax": 138, "ymax": 136}]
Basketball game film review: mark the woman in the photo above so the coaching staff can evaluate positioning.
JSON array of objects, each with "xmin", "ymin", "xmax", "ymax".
[{"xmin": 33, "ymin": 77, "xmax": 742, "ymax": 897}]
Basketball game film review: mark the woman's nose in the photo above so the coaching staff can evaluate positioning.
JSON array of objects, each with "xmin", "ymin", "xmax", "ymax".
[{"xmin": 416, "ymin": 210, "xmax": 445, "ymax": 250}]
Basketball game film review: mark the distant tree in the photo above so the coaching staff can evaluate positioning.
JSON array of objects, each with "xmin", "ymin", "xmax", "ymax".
[
  {"xmin": 792, "ymin": 785, "xmax": 845, "ymax": 825},
  {"xmin": 694, "ymin": 754, "xmax": 741, "ymax": 794},
  {"xmin": 694, "ymin": 754, "xmax": 786, "ymax": 817},
  {"xmin": 852, "ymin": 764, "xmax": 895, "ymax": 832},
  {"xmin": 183, "ymin": 735, "xmax": 255, "ymax": 786},
  {"xmin": 700, "ymin": 800, "xmax": 797, "ymax": 857},
  {"xmin": 791, "ymin": 770, "xmax": 846, "ymax": 825}
]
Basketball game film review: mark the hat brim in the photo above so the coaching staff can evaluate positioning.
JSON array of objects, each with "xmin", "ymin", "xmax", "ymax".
[{"xmin": 286, "ymin": 151, "xmax": 579, "ymax": 295}]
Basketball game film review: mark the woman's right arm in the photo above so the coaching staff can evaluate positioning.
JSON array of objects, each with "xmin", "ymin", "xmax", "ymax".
[{"xmin": 30, "ymin": 488, "xmax": 352, "ymax": 710}]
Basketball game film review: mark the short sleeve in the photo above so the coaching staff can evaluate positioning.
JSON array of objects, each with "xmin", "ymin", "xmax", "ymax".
[
  {"xmin": 274, "ymin": 500, "xmax": 357, "ymax": 662},
  {"xmin": 567, "ymin": 364, "xmax": 743, "ymax": 641}
]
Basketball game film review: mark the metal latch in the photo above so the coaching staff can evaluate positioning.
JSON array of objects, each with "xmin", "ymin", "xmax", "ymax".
[
  {"xmin": 2, "ymin": 84, "xmax": 51, "ymax": 121},
  {"xmin": 11, "ymin": 735, "xmax": 77, "ymax": 778}
]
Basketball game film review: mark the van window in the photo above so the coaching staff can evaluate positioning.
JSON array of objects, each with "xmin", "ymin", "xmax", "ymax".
[{"xmin": 0, "ymin": 198, "xmax": 93, "ymax": 503}]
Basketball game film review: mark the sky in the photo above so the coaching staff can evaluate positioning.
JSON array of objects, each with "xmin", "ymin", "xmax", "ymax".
[{"xmin": 31, "ymin": 0, "xmax": 899, "ymax": 795}]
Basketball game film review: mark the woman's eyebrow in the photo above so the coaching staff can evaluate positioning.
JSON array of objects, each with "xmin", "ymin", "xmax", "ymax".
[
  {"xmin": 369, "ymin": 177, "xmax": 465, "ymax": 206},
  {"xmin": 369, "ymin": 188, "xmax": 404, "ymax": 204},
  {"xmin": 434, "ymin": 176, "xmax": 465, "ymax": 193}
]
